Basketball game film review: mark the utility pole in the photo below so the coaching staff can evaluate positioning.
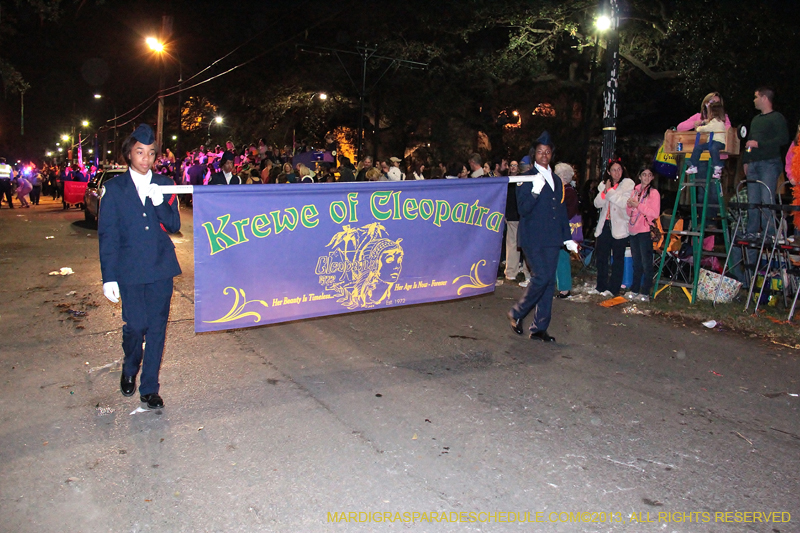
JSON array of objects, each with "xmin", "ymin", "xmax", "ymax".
[
  {"xmin": 156, "ymin": 15, "xmax": 173, "ymax": 156},
  {"xmin": 600, "ymin": 0, "xmax": 620, "ymax": 166},
  {"xmin": 297, "ymin": 43, "xmax": 427, "ymax": 162}
]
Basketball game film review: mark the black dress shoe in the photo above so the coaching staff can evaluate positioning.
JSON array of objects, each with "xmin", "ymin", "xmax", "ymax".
[
  {"xmin": 530, "ymin": 330, "xmax": 556, "ymax": 342},
  {"xmin": 140, "ymin": 393, "xmax": 164, "ymax": 409},
  {"xmin": 507, "ymin": 311, "xmax": 523, "ymax": 335},
  {"xmin": 556, "ymin": 291, "xmax": 571, "ymax": 299},
  {"xmin": 120, "ymin": 374, "xmax": 136, "ymax": 397}
]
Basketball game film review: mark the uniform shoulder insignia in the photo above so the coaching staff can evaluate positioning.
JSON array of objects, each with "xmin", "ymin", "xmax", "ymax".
[{"xmin": 100, "ymin": 185, "xmax": 106, "ymax": 198}]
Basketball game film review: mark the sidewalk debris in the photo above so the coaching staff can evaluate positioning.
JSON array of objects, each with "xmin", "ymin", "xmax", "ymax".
[
  {"xmin": 130, "ymin": 407, "xmax": 149, "ymax": 415},
  {"xmin": 88, "ymin": 360, "xmax": 120, "ymax": 373},
  {"xmin": 622, "ymin": 305, "xmax": 651, "ymax": 316},
  {"xmin": 49, "ymin": 267, "xmax": 74, "ymax": 276},
  {"xmin": 45, "ymin": 236, "xmax": 54, "ymax": 239},
  {"xmin": 702, "ymin": 320, "xmax": 717, "ymax": 328},
  {"xmin": 599, "ymin": 296, "xmax": 627, "ymax": 307}
]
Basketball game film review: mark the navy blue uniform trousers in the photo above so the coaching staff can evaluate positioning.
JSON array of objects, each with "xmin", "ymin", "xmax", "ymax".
[
  {"xmin": 512, "ymin": 245, "xmax": 560, "ymax": 333},
  {"xmin": 119, "ymin": 278, "xmax": 173, "ymax": 396}
]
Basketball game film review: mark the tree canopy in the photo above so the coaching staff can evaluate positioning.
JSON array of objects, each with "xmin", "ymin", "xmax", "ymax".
[{"xmin": 2, "ymin": 0, "xmax": 798, "ymax": 166}]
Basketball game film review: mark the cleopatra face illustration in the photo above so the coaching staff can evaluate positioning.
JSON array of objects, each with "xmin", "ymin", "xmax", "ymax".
[{"xmin": 377, "ymin": 248, "xmax": 403, "ymax": 282}]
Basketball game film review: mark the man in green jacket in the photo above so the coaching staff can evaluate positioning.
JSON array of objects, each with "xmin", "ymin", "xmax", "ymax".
[{"xmin": 743, "ymin": 86, "xmax": 789, "ymax": 237}]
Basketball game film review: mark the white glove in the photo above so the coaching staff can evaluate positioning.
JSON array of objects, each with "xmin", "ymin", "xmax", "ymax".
[
  {"xmin": 147, "ymin": 183, "xmax": 164, "ymax": 206},
  {"xmin": 597, "ymin": 181, "xmax": 606, "ymax": 193},
  {"xmin": 564, "ymin": 240, "xmax": 579, "ymax": 253},
  {"xmin": 531, "ymin": 175, "xmax": 546, "ymax": 195},
  {"xmin": 103, "ymin": 281, "xmax": 120, "ymax": 303}
]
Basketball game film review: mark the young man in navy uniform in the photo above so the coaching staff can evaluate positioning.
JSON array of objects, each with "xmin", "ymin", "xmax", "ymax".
[
  {"xmin": 507, "ymin": 131, "xmax": 577, "ymax": 342},
  {"xmin": 207, "ymin": 150, "xmax": 241, "ymax": 184},
  {"xmin": 98, "ymin": 124, "xmax": 181, "ymax": 409}
]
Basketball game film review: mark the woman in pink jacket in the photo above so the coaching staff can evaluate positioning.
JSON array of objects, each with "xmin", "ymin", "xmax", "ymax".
[{"xmin": 625, "ymin": 167, "xmax": 661, "ymax": 301}]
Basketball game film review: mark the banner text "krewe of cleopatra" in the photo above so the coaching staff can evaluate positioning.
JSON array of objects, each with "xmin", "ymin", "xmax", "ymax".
[{"xmin": 191, "ymin": 178, "xmax": 508, "ymax": 333}]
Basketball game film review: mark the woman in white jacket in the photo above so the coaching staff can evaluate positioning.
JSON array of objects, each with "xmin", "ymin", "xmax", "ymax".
[{"xmin": 591, "ymin": 159, "xmax": 635, "ymax": 296}]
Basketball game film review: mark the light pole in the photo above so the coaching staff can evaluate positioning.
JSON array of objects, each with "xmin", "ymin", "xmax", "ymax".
[
  {"xmin": 599, "ymin": 0, "xmax": 620, "ymax": 166},
  {"xmin": 208, "ymin": 116, "xmax": 223, "ymax": 143},
  {"xmin": 147, "ymin": 36, "xmax": 166, "ymax": 155}
]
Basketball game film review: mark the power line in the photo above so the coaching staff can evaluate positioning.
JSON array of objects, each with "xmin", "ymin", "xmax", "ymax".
[{"xmin": 102, "ymin": 0, "xmax": 339, "ymax": 132}]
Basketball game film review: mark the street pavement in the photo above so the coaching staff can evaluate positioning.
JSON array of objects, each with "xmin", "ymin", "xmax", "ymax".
[{"xmin": 0, "ymin": 195, "xmax": 798, "ymax": 532}]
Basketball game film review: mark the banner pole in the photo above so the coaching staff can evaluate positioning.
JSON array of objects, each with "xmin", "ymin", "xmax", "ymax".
[{"xmin": 160, "ymin": 177, "xmax": 537, "ymax": 194}]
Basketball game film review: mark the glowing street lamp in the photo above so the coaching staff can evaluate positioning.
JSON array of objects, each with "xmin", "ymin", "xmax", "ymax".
[
  {"xmin": 597, "ymin": 1, "xmax": 619, "ymax": 165},
  {"xmin": 596, "ymin": 15, "xmax": 611, "ymax": 31},
  {"xmin": 208, "ymin": 116, "xmax": 223, "ymax": 140},
  {"xmin": 81, "ymin": 120, "xmax": 89, "ymax": 127},
  {"xmin": 146, "ymin": 36, "xmax": 168, "ymax": 153},
  {"xmin": 319, "ymin": 93, "xmax": 328, "ymax": 100},
  {"xmin": 94, "ymin": 94, "xmax": 102, "ymax": 99},
  {"xmin": 146, "ymin": 37, "xmax": 164, "ymax": 53},
  {"xmin": 62, "ymin": 134, "xmax": 70, "ymax": 142}
]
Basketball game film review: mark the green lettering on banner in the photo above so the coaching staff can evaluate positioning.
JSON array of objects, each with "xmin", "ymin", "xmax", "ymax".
[
  {"xmin": 270, "ymin": 207, "xmax": 298, "ymax": 234},
  {"xmin": 202, "ymin": 214, "xmax": 239, "ymax": 255},
  {"xmin": 402, "ymin": 198, "xmax": 419, "ymax": 220},
  {"xmin": 251, "ymin": 214, "xmax": 272, "ymax": 237},
  {"xmin": 371, "ymin": 191, "xmax": 392, "ymax": 220},
  {"xmin": 485, "ymin": 211, "xmax": 504, "ymax": 232},
  {"xmin": 301, "ymin": 205, "xmax": 319, "ymax": 228},
  {"xmin": 391, "ymin": 191, "xmax": 402, "ymax": 220},
  {"xmin": 231, "ymin": 218, "xmax": 251, "ymax": 243},
  {"xmin": 451, "ymin": 202, "xmax": 469, "ymax": 223},
  {"xmin": 347, "ymin": 192, "xmax": 359, "ymax": 223},
  {"xmin": 466, "ymin": 200, "xmax": 480, "ymax": 225},
  {"xmin": 329, "ymin": 201, "xmax": 346, "ymax": 224},
  {"xmin": 433, "ymin": 199, "xmax": 451, "ymax": 227},
  {"xmin": 419, "ymin": 198, "xmax": 434, "ymax": 220},
  {"xmin": 474, "ymin": 206, "xmax": 490, "ymax": 226}
]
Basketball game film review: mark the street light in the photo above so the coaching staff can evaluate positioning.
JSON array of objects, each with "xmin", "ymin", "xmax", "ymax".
[
  {"xmin": 61, "ymin": 134, "xmax": 70, "ymax": 142},
  {"xmin": 81, "ymin": 120, "xmax": 89, "ymax": 127},
  {"xmin": 146, "ymin": 37, "xmax": 164, "ymax": 52},
  {"xmin": 596, "ymin": 15, "xmax": 611, "ymax": 32},
  {"xmin": 94, "ymin": 94, "xmax": 102, "ymax": 99},
  {"xmin": 319, "ymin": 92, "xmax": 328, "ymax": 100},
  {"xmin": 598, "ymin": 0, "xmax": 620, "ymax": 166},
  {"xmin": 147, "ymin": 36, "xmax": 166, "ymax": 154},
  {"xmin": 208, "ymin": 116, "xmax": 223, "ymax": 141}
]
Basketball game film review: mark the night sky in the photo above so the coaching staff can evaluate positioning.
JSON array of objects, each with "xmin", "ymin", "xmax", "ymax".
[
  {"xmin": 2, "ymin": 0, "xmax": 798, "ymax": 163},
  {"xmin": 2, "ymin": 0, "xmax": 319, "ymax": 160}
]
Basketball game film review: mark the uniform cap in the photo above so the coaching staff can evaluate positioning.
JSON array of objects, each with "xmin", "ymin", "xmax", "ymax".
[
  {"xmin": 532, "ymin": 130, "xmax": 554, "ymax": 149},
  {"xmin": 131, "ymin": 124, "xmax": 156, "ymax": 145}
]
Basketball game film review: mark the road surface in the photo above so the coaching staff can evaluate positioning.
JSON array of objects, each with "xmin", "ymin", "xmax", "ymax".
[{"xmin": 0, "ymin": 196, "xmax": 797, "ymax": 532}]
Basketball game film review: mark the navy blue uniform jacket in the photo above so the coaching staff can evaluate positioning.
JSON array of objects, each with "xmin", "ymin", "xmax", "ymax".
[
  {"xmin": 98, "ymin": 171, "xmax": 182, "ymax": 285},
  {"xmin": 208, "ymin": 172, "xmax": 241, "ymax": 185},
  {"xmin": 515, "ymin": 167, "xmax": 571, "ymax": 249}
]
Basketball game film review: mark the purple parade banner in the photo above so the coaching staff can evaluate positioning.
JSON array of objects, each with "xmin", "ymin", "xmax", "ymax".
[{"xmin": 192, "ymin": 178, "xmax": 508, "ymax": 333}]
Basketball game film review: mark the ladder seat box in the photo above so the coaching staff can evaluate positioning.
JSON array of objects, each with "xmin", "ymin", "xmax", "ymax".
[{"xmin": 663, "ymin": 128, "xmax": 740, "ymax": 156}]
